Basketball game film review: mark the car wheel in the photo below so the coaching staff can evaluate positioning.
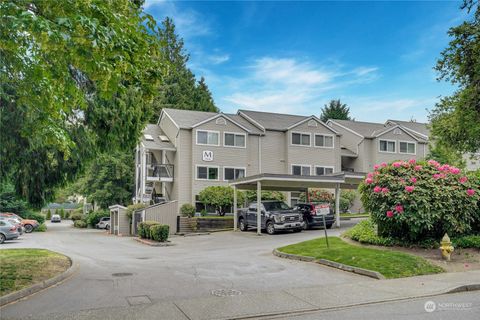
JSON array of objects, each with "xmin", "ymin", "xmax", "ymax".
[
  {"xmin": 24, "ymin": 224, "xmax": 34, "ymax": 233},
  {"xmin": 106, "ymin": 224, "xmax": 110, "ymax": 230},
  {"xmin": 266, "ymin": 221, "xmax": 275, "ymax": 235},
  {"xmin": 326, "ymin": 224, "xmax": 333, "ymax": 229},
  {"xmin": 0, "ymin": 234, "xmax": 5, "ymax": 244},
  {"xmin": 239, "ymin": 218, "xmax": 247, "ymax": 231}
]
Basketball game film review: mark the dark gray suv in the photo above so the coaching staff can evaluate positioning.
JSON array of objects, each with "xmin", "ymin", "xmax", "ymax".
[{"xmin": 238, "ymin": 200, "xmax": 304, "ymax": 234}]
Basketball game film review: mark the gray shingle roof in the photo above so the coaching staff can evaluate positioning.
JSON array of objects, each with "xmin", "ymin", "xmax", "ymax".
[
  {"xmin": 238, "ymin": 109, "xmax": 310, "ymax": 131},
  {"xmin": 331, "ymin": 119, "xmax": 387, "ymax": 138},
  {"xmin": 387, "ymin": 120, "xmax": 430, "ymax": 138},
  {"xmin": 142, "ymin": 124, "xmax": 176, "ymax": 150},
  {"xmin": 162, "ymin": 108, "xmax": 217, "ymax": 128}
]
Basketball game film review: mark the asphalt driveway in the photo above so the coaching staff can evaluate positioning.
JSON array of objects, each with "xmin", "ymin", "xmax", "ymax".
[{"xmin": 0, "ymin": 220, "xmax": 368, "ymax": 319}]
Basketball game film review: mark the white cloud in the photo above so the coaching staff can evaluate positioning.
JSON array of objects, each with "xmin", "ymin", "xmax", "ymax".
[
  {"xmin": 222, "ymin": 56, "xmax": 379, "ymax": 114},
  {"xmin": 144, "ymin": 1, "xmax": 210, "ymax": 38},
  {"xmin": 208, "ymin": 54, "xmax": 230, "ymax": 65}
]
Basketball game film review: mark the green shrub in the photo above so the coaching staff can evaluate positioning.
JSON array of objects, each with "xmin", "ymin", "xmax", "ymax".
[
  {"xmin": 86, "ymin": 210, "xmax": 109, "ymax": 227},
  {"xmin": 199, "ymin": 186, "xmax": 246, "ymax": 215},
  {"xmin": 45, "ymin": 209, "xmax": 52, "ymax": 220},
  {"xmin": 22, "ymin": 211, "xmax": 45, "ymax": 225},
  {"xmin": 180, "ymin": 204, "xmax": 196, "ymax": 218},
  {"xmin": 360, "ymin": 160, "xmax": 480, "ymax": 242},
  {"xmin": 138, "ymin": 221, "xmax": 159, "ymax": 239},
  {"xmin": 74, "ymin": 220, "xmax": 87, "ymax": 228},
  {"xmin": 150, "ymin": 225, "xmax": 169, "ymax": 242},
  {"xmin": 70, "ymin": 212, "xmax": 83, "ymax": 221},
  {"xmin": 200, "ymin": 209, "xmax": 207, "ymax": 217},
  {"xmin": 126, "ymin": 203, "xmax": 147, "ymax": 221},
  {"xmin": 34, "ymin": 223, "xmax": 47, "ymax": 232},
  {"xmin": 343, "ymin": 219, "xmax": 395, "ymax": 246},
  {"xmin": 60, "ymin": 208, "xmax": 65, "ymax": 219},
  {"xmin": 452, "ymin": 235, "xmax": 480, "ymax": 249}
]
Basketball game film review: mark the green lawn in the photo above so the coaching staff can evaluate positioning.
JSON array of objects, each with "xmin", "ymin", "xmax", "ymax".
[
  {"xmin": 0, "ymin": 249, "xmax": 71, "ymax": 296},
  {"xmin": 278, "ymin": 237, "xmax": 443, "ymax": 279}
]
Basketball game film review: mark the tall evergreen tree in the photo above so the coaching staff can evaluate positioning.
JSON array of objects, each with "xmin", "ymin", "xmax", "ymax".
[
  {"xmin": 154, "ymin": 18, "xmax": 218, "ymax": 121},
  {"xmin": 194, "ymin": 77, "xmax": 217, "ymax": 111},
  {"xmin": 320, "ymin": 99, "xmax": 352, "ymax": 122},
  {"xmin": 430, "ymin": 1, "xmax": 480, "ymax": 154}
]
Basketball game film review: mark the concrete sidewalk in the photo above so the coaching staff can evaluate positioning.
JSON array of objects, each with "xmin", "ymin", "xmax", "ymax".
[{"xmin": 13, "ymin": 270, "xmax": 480, "ymax": 320}]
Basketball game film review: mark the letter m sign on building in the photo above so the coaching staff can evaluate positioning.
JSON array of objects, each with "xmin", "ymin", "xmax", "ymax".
[{"xmin": 202, "ymin": 150, "xmax": 214, "ymax": 162}]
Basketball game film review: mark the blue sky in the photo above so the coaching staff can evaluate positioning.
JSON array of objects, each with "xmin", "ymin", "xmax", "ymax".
[{"xmin": 144, "ymin": 1, "xmax": 469, "ymax": 123}]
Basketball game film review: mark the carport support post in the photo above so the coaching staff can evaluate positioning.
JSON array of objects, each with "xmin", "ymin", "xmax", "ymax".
[
  {"xmin": 233, "ymin": 185, "xmax": 238, "ymax": 231},
  {"xmin": 257, "ymin": 181, "xmax": 261, "ymax": 235},
  {"xmin": 335, "ymin": 183, "xmax": 341, "ymax": 228}
]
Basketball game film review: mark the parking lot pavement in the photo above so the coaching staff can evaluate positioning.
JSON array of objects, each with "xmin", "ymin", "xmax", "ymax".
[{"xmin": 0, "ymin": 219, "xmax": 366, "ymax": 319}]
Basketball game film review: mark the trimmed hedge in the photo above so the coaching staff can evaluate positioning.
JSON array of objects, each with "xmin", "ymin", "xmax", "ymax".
[
  {"xmin": 74, "ymin": 220, "xmax": 87, "ymax": 228},
  {"xmin": 138, "ymin": 221, "xmax": 169, "ymax": 242},
  {"xmin": 343, "ymin": 219, "xmax": 395, "ymax": 246},
  {"xmin": 452, "ymin": 235, "xmax": 480, "ymax": 249},
  {"xmin": 70, "ymin": 212, "xmax": 83, "ymax": 221},
  {"xmin": 150, "ymin": 225, "xmax": 169, "ymax": 242}
]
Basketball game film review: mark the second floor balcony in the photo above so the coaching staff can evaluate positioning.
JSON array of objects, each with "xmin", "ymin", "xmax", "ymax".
[{"xmin": 146, "ymin": 164, "xmax": 174, "ymax": 182}]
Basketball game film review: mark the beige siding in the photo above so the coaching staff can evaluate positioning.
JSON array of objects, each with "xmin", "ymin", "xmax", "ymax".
[
  {"xmin": 159, "ymin": 113, "xmax": 179, "ymax": 145},
  {"xmin": 172, "ymin": 129, "xmax": 192, "ymax": 209},
  {"xmin": 287, "ymin": 121, "xmax": 340, "ymax": 174},
  {"xmin": 248, "ymin": 135, "xmax": 261, "ymax": 175},
  {"xmin": 143, "ymin": 201, "xmax": 178, "ymax": 235},
  {"xmin": 261, "ymin": 130, "xmax": 287, "ymax": 174},
  {"xmin": 191, "ymin": 116, "xmax": 251, "ymax": 199},
  {"xmin": 375, "ymin": 128, "xmax": 427, "ymax": 165}
]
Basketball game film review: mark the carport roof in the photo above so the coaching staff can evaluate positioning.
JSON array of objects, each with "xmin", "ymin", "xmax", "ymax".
[{"xmin": 229, "ymin": 172, "xmax": 365, "ymax": 191}]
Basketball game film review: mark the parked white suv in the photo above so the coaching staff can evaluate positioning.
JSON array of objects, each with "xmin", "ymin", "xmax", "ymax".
[{"xmin": 96, "ymin": 217, "xmax": 110, "ymax": 230}]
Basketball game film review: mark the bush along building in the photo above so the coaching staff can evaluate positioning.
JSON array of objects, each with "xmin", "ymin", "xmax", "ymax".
[{"xmin": 134, "ymin": 108, "xmax": 437, "ymax": 214}]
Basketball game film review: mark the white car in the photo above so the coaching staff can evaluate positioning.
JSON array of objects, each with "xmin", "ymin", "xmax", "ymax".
[
  {"xmin": 96, "ymin": 217, "xmax": 110, "ymax": 230},
  {"xmin": 51, "ymin": 214, "xmax": 61, "ymax": 223}
]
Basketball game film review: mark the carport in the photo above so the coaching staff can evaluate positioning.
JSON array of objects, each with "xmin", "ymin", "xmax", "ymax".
[{"xmin": 229, "ymin": 172, "xmax": 365, "ymax": 235}]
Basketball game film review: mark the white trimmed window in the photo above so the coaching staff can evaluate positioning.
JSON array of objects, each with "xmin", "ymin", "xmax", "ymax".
[
  {"xmin": 196, "ymin": 166, "xmax": 219, "ymax": 180},
  {"xmin": 315, "ymin": 166, "xmax": 334, "ymax": 176},
  {"xmin": 224, "ymin": 167, "xmax": 245, "ymax": 180},
  {"xmin": 399, "ymin": 141, "xmax": 416, "ymax": 154},
  {"xmin": 314, "ymin": 134, "xmax": 334, "ymax": 148},
  {"xmin": 291, "ymin": 132, "xmax": 310, "ymax": 146},
  {"xmin": 224, "ymin": 133, "xmax": 246, "ymax": 148},
  {"xmin": 196, "ymin": 130, "xmax": 219, "ymax": 146},
  {"xmin": 292, "ymin": 165, "xmax": 311, "ymax": 176},
  {"xmin": 379, "ymin": 140, "xmax": 396, "ymax": 153}
]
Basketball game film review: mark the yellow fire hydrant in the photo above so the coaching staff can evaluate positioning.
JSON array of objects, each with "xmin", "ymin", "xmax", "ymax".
[{"xmin": 440, "ymin": 233, "xmax": 454, "ymax": 261}]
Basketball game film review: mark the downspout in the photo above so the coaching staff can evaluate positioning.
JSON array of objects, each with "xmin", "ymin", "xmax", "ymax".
[{"xmin": 258, "ymin": 135, "xmax": 262, "ymax": 173}]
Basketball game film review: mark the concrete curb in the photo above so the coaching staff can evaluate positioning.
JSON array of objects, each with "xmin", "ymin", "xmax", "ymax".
[
  {"xmin": 134, "ymin": 237, "xmax": 175, "ymax": 246},
  {"xmin": 0, "ymin": 256, "xmax": 78, "ymax": 307},
  {"xmin": 272, "ymin": 249, "xmax": 385, "ymax": 279}
]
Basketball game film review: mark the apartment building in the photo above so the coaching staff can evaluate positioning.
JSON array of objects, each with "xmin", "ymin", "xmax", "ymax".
[
  {"xmin": 326, "ymin": 119, "xmax": 430, "ymax": 173},
  {"xmin": 135, "ymin": 108, "xmax": 341, "ymax": 210}
]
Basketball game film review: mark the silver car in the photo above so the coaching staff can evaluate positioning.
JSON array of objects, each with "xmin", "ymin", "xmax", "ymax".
[
  {"xmin": 0, "ymin": 217, "xmax": 23, "ymax": 235},
  {"xmin": 0, "ymin": 220, "xmax": 20, "ymax": 244},
  {"xmin": 96, "ymin": 217, "xmax": 110, "ymax": 230}
]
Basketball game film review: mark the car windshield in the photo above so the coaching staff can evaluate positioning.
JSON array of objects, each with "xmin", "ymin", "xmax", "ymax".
[{"xmin": 263, "ymin": 202, "xmax": 290, "ymax": 211}]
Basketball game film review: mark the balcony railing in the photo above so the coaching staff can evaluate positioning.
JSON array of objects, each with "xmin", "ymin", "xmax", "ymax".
[{"xmin": 146, "ymin": 164, "xmax": 174, "ymax": 181}]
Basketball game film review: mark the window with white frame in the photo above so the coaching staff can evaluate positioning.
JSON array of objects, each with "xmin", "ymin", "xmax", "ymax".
[
  {"xmin": 399, "ymin": 141, "xmax": 416, "ymax": 154},
  {"xmin": 314, "ymin": 134, "xmax": 334, "ymax": 148},
  {"xmin": 224, "ymin": 133, "xmax": 246, "ymax": 148},
  {"xmin": 315, "ymin": 166, "xmax": 334, "ymax": 176},
  {"xmin": 224, "ymin": 167, "xmax": 245, "ymax": 180},
  {"xmin": 379, "ymin": 140, "xmax": 396, "ymax": 152},
  {"xmin": 196, "ymin": 166, "xmax": 219, "ymax": 180},
  {"xmin": 196, "ymin": 130, "xmax": 219, "ymax": 146},
  {"xmin": 292, "ymin": 165, "xmax": 311, "ymax": 176},
  {"xmin": 291, "ymin": 132, "xmax": 310, "ymax": 146}
]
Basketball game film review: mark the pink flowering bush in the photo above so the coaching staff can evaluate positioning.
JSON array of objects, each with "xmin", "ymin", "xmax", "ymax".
[{"xmin": 360, "ymin": 160, "xmax": 480, "ymax": 242}]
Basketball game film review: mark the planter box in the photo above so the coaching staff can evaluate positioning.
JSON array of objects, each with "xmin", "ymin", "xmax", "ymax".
[{"xmin": 195, "ymin": 217, "xmax": 233, "ymax": 232}]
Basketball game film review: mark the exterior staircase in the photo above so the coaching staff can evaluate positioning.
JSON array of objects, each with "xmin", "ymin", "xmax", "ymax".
[{"xmin": 177, "ymin": 217, "xmax": 195, "ymax": 234}]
